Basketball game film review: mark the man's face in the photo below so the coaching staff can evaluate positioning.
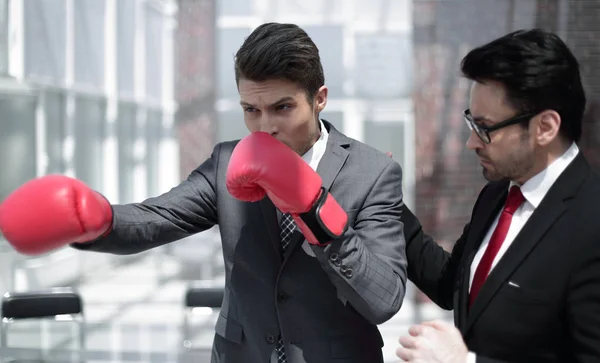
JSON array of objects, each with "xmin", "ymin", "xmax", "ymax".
[
  {"xmin": 466, "ymin": 80, "xmax": 535, "ymax": 182},
  {"xmin": 238, "ymin": 78, "xmax": 327, "ymax": 156}
]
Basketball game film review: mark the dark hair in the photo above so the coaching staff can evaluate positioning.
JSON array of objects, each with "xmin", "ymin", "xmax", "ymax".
[
  {"xmin": 461, "ymin": 29, "xmax": 586, "ymax": 142},
  {"xmin": 234, "ymin": 22, "xmax": 325, "ymax": 101}
]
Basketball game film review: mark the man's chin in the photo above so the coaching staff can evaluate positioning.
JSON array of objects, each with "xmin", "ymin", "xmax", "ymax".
[
  {"xmin": 482, "ymin": 168, "xmax": 504, "ymax": 182},
  {"xmin": 278, "ymin": 141, "xmax": 303, "ymax": 156}
]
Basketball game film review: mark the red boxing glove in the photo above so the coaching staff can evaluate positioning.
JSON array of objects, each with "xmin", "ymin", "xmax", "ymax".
[
  {"xmin": 0, "ymin": 175, "xmax": 113, "ymax": 255},
  {"xmin": 226, "ymin": 132, "xmax": 348, "ymax": 245}
]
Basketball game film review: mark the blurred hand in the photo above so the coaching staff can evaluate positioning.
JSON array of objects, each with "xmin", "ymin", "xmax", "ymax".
[
  {"xmin": 396, "ymin": 320, "xmax": 468, "ymax": 363},
  {"xmin": 386, "ymin": 151, "xmax": 393, "ymax": 158}
]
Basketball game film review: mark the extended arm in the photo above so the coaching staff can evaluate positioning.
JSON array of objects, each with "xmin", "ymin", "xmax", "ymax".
[{"xmin": 71, "ymin": 144, "xmax": 222, "ymax": 255}]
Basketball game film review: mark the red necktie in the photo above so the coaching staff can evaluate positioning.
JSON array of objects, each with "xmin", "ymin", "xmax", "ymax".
[{"xmin": 469, "ymin": 185, "xmax": 525, "ymax": 308}]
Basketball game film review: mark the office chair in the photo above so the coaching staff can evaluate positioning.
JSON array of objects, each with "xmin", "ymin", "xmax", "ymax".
[
  {"xmin": 182, "ymin": 282, "xmax": 224, "ymax": 349},
  {"xmin": 0, "ymin": 287, "xmax": 85, "ymax": 350}
]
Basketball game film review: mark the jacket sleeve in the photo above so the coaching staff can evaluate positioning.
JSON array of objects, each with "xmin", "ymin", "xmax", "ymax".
[
  {"xmin": 404, "ymin": 184, "xmax": 489, "ymax": 309},
  {"xmin": 71, "ymin": 143, "xmax": 222, "ymax": 255},
  {"xmin": 310, "ymin": 160, "xmax": 407, "ymax": 325}
]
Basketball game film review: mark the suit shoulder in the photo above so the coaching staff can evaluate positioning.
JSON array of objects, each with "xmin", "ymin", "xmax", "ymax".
[
  {"xmin": 203, "ymin": 140, "xmax": 241, "ymax": 164},
  {"xmin": 583, "ymin": 170, "xmax": 600, "ymax": 196},
  {"xmin": 213, "ymin": 139, "xmax": 240, "ymax": 154},
  {"xmin": 187, "ymin": 140, "xmax": 240, "ymax": 176},
  {"xmin": 572, "ymin": 172, "xmax": 600, "ymax": 219},
  {"xmin": 344, "ymin": 137, "xmax": 401, "ymax": 172}
]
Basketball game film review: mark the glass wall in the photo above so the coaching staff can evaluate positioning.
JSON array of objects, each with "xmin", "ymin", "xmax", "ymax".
[{"xmin": 0, "ymin": 0, "xmax": 177, "ymax": 293}]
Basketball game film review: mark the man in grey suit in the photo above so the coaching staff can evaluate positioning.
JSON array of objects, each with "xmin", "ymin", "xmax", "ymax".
[{"xmin": 0, "ymin": 23, "xmax": 407, "ymax": 363}]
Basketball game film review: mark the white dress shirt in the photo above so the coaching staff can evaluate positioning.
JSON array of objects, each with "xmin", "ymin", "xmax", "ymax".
[
  {"xmin": 466, "ymin": 142, "xmax": 579, "ymax": 363},
  {"xmin": 301, "ymin": 119, "xmax": 328, "ymax": 171}
]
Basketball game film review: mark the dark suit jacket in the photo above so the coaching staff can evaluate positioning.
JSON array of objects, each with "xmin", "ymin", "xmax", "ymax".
[
  {"xmin": 404, "ymin": 152, "xmax": 600, "ymax": 363},
  {"xmin": 72, "ymin": 121, "xmax": 408, "ymax": 363}
]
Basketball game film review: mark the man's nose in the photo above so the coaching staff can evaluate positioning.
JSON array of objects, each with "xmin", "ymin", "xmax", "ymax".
[
  {"xmin": 259, "ymin": 116, "xmax": 277, "ymax": 134},
  {"xmin": 466, "ymin": 130, "xmax": 483, "ymax": 150}
]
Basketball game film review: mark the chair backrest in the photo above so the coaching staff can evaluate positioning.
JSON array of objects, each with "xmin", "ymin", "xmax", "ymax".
[
  {"xmin": 2, "ymin": 289, "xmax": 83, "ymax": 319},
  {"xmin": 184, "ymin": 287, "xmax": 224, "ymax": 308}
]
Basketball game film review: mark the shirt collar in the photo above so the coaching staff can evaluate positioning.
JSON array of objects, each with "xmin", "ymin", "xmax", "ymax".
[
  {"xmin": 301, "ymin": 119, "xmax": 328, "ymax": 171},
  {"xmin": 511, "ymin": 142, "xmax": 579, "ymax": 208}
]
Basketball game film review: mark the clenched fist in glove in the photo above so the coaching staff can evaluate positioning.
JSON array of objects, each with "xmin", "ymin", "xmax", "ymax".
[
  {"xmin": 0, "ymin": 175, "xmax": 113, "ymax": 255},
  {"xmin": 226, "ymin": 132, "xmax": 348, "ymax": 246}
]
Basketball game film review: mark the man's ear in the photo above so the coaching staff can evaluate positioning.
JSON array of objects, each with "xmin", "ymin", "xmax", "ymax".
[
  {"xmin": 314, "ymin": 85, "xmax": 328, "ymax": 113},
  {"xmin": 534, "ymin": 110, "xmax": 561, "ymax": 146}
]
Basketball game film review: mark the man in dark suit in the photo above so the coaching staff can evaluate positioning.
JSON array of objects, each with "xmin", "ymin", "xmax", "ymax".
[
  {"xmin": 396, "ymin": 29, "xmax": 600, "ymax": 362},
  {"xmin": 0, "ymin": 23, "xmax": 408, "ymax": 363}
]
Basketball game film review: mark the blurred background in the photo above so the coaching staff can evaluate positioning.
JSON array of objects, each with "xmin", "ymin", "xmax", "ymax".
[{"xmin": 0, "ymin": 0, "xmax": 599, "ymax": 362}]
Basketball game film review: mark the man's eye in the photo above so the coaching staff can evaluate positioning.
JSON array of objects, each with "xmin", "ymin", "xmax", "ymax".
[
  {"xmin": 276, "ymin": 104, "xmax": 291, "ymax": 111},
  {"xmin": 244, "ymin": 107, "xmax": 257, "ymax": 113}
]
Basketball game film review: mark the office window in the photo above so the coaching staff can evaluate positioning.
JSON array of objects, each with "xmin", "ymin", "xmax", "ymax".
[
  {"xmin": 146, "ymin": 108, "xmax": 162, "ymax": 197},
  {"xmin": 74, "ymin": 0, "xmax": 105, "ymax": 89},
  {"xmin": 117, "ymin": 102, "xmax": 137, "ymax": 203},
  {"xmin": 73, "ymin": 95, "xmax": 106, "ymax": 191},
  {"xmin": 14, "ymin": 0, "xmax": 178, "ymax": 204},
  {"xmin": 24, "ymin": 0, "xmax": 66, "ymax": 82},
  {"xmin": 217, "ymin": 110, "xmax": 248, "ymax": 142},
  {"xmin": 145, "ymin": 4, "xmax": 164, "ymax": 101},
  {"xmin": 43, "ymin": 89, "xmax": 67, "ymax": 175},
  {"xmin": 354, "ymin": 33, "xmax": 413, "ymax": 99},
  {"xmin": 353, "ymin": 0, "xmax": 411, "ymax": 27},
  {"xmin": 217, "ymin": 28, "xmax": 251, "ymax": 99},
  {"xmin": 73, "ymin": 0, "xmax": 105, "ymax": 89},
  {"xmin": 303, "ymin": 25, "xmax": 345, "ymax": 97},
  {"xmin": 117, "ymin": 0, "xmax": 136, "ymax": 96},
  {"xmin": 320, "ymin": 111, "xmax": 344, "ymax": 132},
  {"xmin": 217, "ymin": 0, "xmax": 252, "ymax": 16},
  {"xmin": 0, "ymin": 0, "xmax": 8, "ymax": 75},
  {"xmin": 364, "ymin": 120, "xmax": 406, "ymax": 168},
  {"xmin": 276, "ymin": 0, "xmax": 326, "ymax": 17},
  {"xmin": 0, "ymin": 94, "xmax": 37, "ymax": 202}
]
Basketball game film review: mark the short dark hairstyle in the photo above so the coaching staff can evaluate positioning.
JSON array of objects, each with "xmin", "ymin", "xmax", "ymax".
[
  {"xmin": 461, "ymin": 29, "xmax": 586, "ymax": 142},
  {"xmin": 234, "ymin": 22, "xmax": 325, "ymax": 101}
]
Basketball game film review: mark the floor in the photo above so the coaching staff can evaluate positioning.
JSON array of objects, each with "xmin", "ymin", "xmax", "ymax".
[{"xmin": 0, "ymin": 235, "xmax": 452, "ymax": 363}]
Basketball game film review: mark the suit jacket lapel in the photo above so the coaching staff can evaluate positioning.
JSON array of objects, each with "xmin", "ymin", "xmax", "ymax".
[
  {"xmin": 259, "ymin": 197, "xmax": 283, "ymax": 261},
  {"xmin": 456, "ymin": 187, "xmax": 507, "ymax": 333},
  {"xmin": 464, "ymin": 153, "xmax": 590, "ymax": 334},
  {"xmin": 315, "ymin": 122, "xmax": 350, "ymax": 191},
  {"xmin": 463, "ymin": 189, "xmax": 507, "ymax": 269},
  {"xmin": 283, "ymin": 120, "xmax": 350, "ymax": 261}
]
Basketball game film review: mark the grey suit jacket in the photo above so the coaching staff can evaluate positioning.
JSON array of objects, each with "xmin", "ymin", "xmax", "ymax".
[{"xmin": 72, "ymin": 121, "xmax": 407, "ymax": 363}]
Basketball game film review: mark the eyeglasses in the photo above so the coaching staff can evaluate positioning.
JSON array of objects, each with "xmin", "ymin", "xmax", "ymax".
[{"xmin": 463, "ymin": 109, "xmax": 537, "ymax": 144}]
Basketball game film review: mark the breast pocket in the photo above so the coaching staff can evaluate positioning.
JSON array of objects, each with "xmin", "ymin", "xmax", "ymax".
[
  {"xmin": 501, "ymin": 283, "xmax": 554, "ymax": 305},
  {"xmin": 492, "ymin": 283, "xmax": 558, "ymax": 339}
]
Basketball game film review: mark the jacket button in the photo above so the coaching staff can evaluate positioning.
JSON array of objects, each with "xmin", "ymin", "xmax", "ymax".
[
  {"xmin": 277, "ymin": 292, "xmax": 288, "ymax": 303},
  {"xmin": 340, "ymin": 264, "xmax": 348, "ymax": 273},
  {"xmin": 266, "ymin": 334, "xmax": 276, "ymax": 344},
  {"xmin": 330, "ymin": 253, "xmax": 341, "ymax": 266},
  {"xmin": 343, "ymin": 268, "xmax": 354, "ymax": 278}
]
